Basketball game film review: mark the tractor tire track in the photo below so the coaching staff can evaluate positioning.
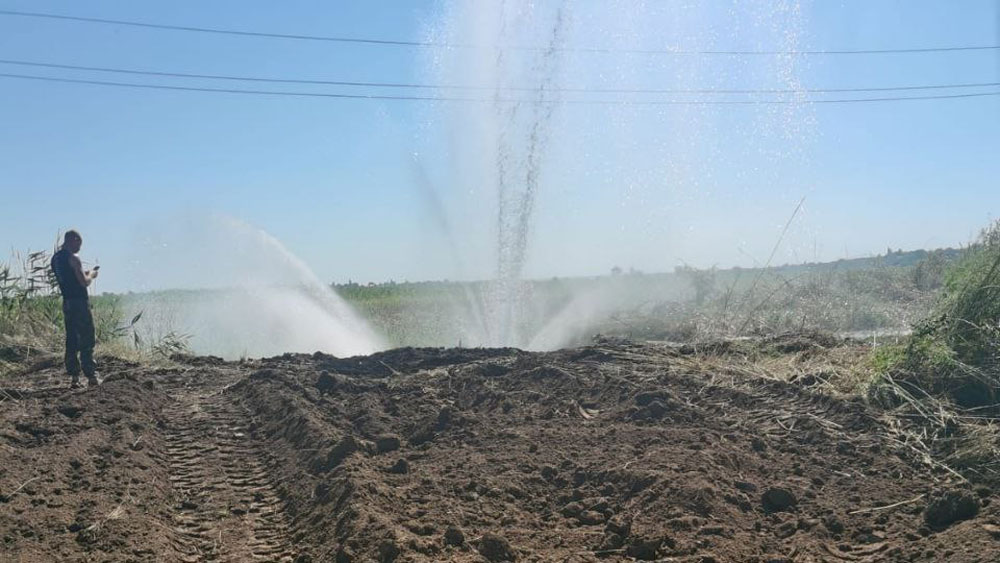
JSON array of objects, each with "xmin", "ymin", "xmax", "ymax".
[{"xmin": 163, "ymin": 384, "xmax": 295, "ymax": 562}]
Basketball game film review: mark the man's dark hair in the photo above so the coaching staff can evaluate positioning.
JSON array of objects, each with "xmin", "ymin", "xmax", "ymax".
[{"xmin": 64, "ymin": 230, "xmax": 82, "ymax": 243}]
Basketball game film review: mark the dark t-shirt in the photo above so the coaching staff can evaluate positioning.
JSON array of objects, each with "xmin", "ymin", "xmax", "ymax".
[{"xmin": 51, "ymin": 248, "xmax": 88, "ymax": 300}]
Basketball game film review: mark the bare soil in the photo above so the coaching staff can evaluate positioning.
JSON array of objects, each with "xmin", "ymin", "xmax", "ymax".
[{"xmin": 2, "ymin": 339, "xmax": 998, "ymax": 562}]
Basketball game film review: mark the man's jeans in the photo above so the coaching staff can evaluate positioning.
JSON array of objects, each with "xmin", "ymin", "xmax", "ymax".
[{"xmin": 63, "ymin": 298, "xmax": 96, "ymax": 379}]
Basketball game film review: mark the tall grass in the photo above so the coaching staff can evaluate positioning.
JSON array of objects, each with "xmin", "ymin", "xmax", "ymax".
[
  {"xmin": 932, "ymin": 223, "xmax": 1000, "ymax": 369},
  {"xmin": 0, "ymin": 249, "xmax": 138, "ymax": 375},
  {"xmin": 864, "ymin": 221, "xmax": 1000, "ymax": 482},
  {"xmin": 894, "ymin": 221, "xmax": 1000, "ymax": 408},
  {"xmin": 582, "ymin": 259, "xmax": 940, "ymax": 343},
  {"xmin": 1, "ymin": 251, "xmax": 63, "ymax": 356}
]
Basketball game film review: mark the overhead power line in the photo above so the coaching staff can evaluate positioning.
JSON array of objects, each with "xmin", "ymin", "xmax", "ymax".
[
  {"xmin": 2, "ymin": 9, "xmax": 999, "ymax": 55},
  {"xmin": 2, "ymin": 58, "xmax": 998, "ymax": 95},
  {"xmin": 2, "ymin": 72, "xmax": 999, "ymax": 105}
]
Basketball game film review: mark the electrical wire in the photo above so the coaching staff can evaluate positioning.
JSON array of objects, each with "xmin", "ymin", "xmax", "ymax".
[
  {"xmin": 2, "ymin": 9, "xmax": 998, "ymax": 55},
  {"xmin": 1, "ymin": 58, "xmax": 998, "ymax": 94},
  {"xmin": 2, "ymin": 71, "xmax": 999, "ymax": 105}
]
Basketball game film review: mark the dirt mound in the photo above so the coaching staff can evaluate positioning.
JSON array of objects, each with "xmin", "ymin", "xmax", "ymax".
[
  {"xmin": 0, "ymin": 360, "xmax": 174, "ymax": 561},
  {"xmin": 2, "ymin": 341, "xmax": 999, "ymax": 561}
]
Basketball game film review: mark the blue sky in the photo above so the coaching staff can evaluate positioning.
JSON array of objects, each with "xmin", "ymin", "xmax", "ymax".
[{"xmin": 1, "ymin": 1, "xmax": 998, "ymax": 292}]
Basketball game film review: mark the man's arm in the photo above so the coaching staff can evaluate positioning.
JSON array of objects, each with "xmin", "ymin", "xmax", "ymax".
[{"xmin": 69, "ymin": 254, "xmax": 96, "ymax": 287}]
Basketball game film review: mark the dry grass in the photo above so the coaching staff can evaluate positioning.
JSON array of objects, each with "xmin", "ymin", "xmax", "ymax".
[{"xmin": 668, "ymin": 332, "xmax": 1000, "ymax": 486}]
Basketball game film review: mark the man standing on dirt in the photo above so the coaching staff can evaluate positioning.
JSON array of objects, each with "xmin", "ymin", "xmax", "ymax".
[{"xmin": 51, "ymin": 230, "xmax": 100, "ymax": 387}]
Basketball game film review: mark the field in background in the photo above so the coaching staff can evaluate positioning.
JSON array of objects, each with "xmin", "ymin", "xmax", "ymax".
[{"xmin": 336, "ymin": 247, "xmax": 959, "ymax": 348}]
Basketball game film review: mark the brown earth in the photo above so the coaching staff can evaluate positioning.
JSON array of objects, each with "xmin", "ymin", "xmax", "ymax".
[{"xmin": 1, "ymin": 340, "xmax": 999, "ymax": 562}]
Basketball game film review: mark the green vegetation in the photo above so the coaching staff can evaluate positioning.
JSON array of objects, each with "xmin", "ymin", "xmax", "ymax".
[
  {"xmin": 860, "ymin": 222, "xmax": 1000, "ymax": 480},
  {"xmin": 0, "ymin": 249, "xmax": 158, "ymax": 377},
  {"xmin": 1, "ymin": 251, "xmax": 59, "ymax": 347},
  {"xmin": 334, "ymin": 248, "xmax": 958, "ymax": 347},
  {"xmin": 335, "ymin": 280, "xmax": 485, "ymax": 347},
  {"xmin": 871, "ymin": 222, "xmax": 1000, "ymax": 409}
]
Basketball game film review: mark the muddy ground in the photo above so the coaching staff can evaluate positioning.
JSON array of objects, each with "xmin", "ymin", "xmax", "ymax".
[{"xmin": 1, "ymin": 338, "xmax": 998, "ymax": 562}]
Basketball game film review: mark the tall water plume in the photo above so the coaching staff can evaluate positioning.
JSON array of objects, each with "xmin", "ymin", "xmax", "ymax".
[
  {"xmin": 70, "ymin": 3, "xmax": 811, "ymax": 356},
  {"xmin": 421, "ymin": 0, "xmax": 811, "ymax": 350},
  {"xmin": 425, "ymin": 0, "xmax": 570, "ymax": 346}
]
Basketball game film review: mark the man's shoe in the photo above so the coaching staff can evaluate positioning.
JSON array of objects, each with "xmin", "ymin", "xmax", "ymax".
[
  {"xmin": 70, "ymin": 377, "xmax": 82, "ymax": 389},
  {"xmin": 86, "ymin": 375, "xmax": 99, "ymax": 387}
]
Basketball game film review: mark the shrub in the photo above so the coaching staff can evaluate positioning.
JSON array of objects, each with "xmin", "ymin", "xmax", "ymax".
[{"xmin": 896, "ymin": 220, "xmax": 1000, "ymax": 408}]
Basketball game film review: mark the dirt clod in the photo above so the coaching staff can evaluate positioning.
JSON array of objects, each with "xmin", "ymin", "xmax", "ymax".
[
  {"xmin": 336, "ymin": 545, "xmax": 355, "ymax": 563},
  {"xmin": 625, "ymin": 538, "xmax": 661, "ymax": 560},
  {"xmin": 56, "ymin": 404, "xmax": 83, "ymax": 418},
  {"xmin": 634, "ymin": 390, "xmax": 673, "ymax": 406},
  {"xmin": 561, "ymin": 501, "xmax": 584, "ymax": 517},
  {"xmin": 823, "ymin": 514, "xmax": 845, "ymax": 535},
  {"xmin": 408, "ymin": 424, "xmax": 436, "ymax": 446},
  {"xmin": 378, "ymin": 538, "xmax": 400, "ymax": 562},
  {"xmin": 320, "ymin": 436, "xmax": 361, "ymax": 472},
  {"xmin": 388, "ymin": 459, "xmax": 410, "ymax": 474},
  {"xmin": 444, "ymin": 525, "xmax": 465, "ymax": 546},
  {"xmin": 375, "ymin": 435, "xmax": 401, "ymax": 454},
  {"xmin": 578, "ymin": 510, "xmax": 607, "ymax": 525},
  {"xmin": 762, "ymin": 488, "xmax": 798, "ymax": 512},
  {"xmin": 540, "ymin": 465, "xmax": 558, "ymax": 481},
  {"xmin": 315, "ymin": 371, "xmax": 338, "ymax": 394},
  {"xmin": 924, "ymin": 489, "xmax": 980, "ymax": 529},
  {"xmin": 478, "ymin": 533, "xmax": 517, "ymax": 562}
]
